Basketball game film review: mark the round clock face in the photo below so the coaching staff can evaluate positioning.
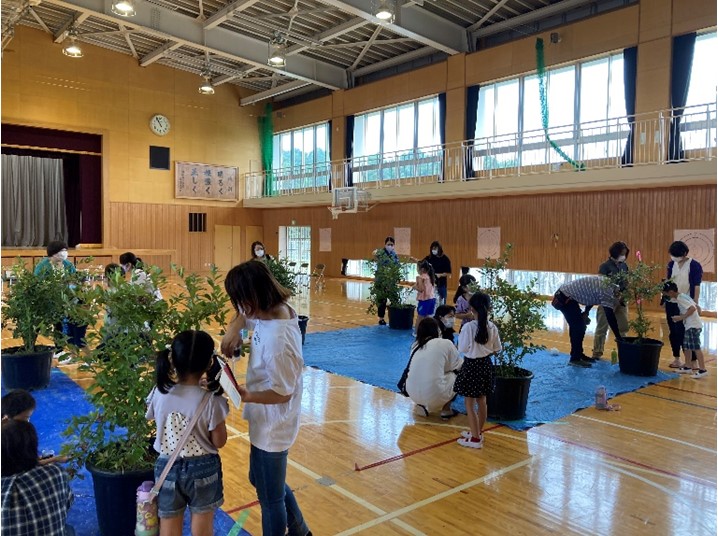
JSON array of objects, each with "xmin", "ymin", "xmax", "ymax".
[{"xmin": 150, "ymin": 114, "xmax": 170, "ymax": 136}]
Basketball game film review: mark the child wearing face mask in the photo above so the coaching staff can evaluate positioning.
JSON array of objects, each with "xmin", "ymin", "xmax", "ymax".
[
  {"xmin": 591, "ymin": 241, "xmax": 631, "ymax": 359},
  {"xmin": 664, "ymin": 241, "xmax": 703, "ymax": 368},
  {"xmin": 434, "ymin": 305, "xmax": 457, "ymax": 342},
  {"xmin": 453, "ymin": 274, "xmax": 477, "ymax": 327}
]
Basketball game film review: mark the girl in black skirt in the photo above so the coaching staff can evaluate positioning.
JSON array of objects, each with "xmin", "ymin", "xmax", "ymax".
[{"xmin": 454, "ymin": 292, "xmax": 501, "ymax": 449}]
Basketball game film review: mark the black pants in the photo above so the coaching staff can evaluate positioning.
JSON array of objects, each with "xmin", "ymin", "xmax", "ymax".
[
  {"xmin": 378, "ymin": 298, "xmax": 387, "ymax": 319},
  {"xmin": 560, "ymin": 299, "xmax": 586, "ymax": 360},
  {"xmin": 664, "ymin": 301, "xmax": 696, "ymax": 360}
]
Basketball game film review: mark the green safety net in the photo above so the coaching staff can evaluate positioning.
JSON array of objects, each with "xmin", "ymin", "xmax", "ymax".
[
  {"xmin": 258, "ymin": 102, "xmax": 274, "ymax": 195},
  {"xmin": 535, "ymin": 38, "xmax": 585, "ymax": 171}
]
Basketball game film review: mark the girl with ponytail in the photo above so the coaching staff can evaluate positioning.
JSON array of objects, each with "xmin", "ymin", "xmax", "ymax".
[
  {"xmin": 146, "ymin": 330, "xmax": 229, "ymax": 535},
  {"xmin": 453, "ymin": 292, "xmax": 501, "ymax": 449}
]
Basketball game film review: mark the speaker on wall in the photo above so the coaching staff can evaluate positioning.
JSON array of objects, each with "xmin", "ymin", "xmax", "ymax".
[{"xmin": 149, "ymin": 146, "xmax": 170, "ymax": 170}]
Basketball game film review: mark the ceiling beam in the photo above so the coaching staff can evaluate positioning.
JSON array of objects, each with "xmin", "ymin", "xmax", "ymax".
[
  {"xmin": 203, "ymin": 0, "xmax": 264, "ymax": 30},
  {"xmin": 473, "ymin": 0, "xmax": 599, "ymax": 38},
  {"xmin": 240, "ymin": 80, "xmax": 310, "ymax": 106},
  {"xmin": 349, "ymin": 25, "xmax": 380, "ymax": 71},
  {"xmin": 119, "ymin": 23, "xmax": 137, "ymax": 58},
  {"xmin": 44, "ymin": 0, "xmax": 347, "ymax": 90},
  {"xmin": 284, "ymin": 16, "xmax": 366, "ymax": 56},
  {"xmin": 313, "ymin": 0, "xmax": 466, "ymax": 54},
  {"xmin": 352, "ymin": 45, "xmax": 435, "ymax": 77},
  {"xmin": 28, "ymin": 7, "xmax": 53, "ymax": 34},
  {"xmin": 140, "ymin": 40, "xmax": 181, "ymax": 66},
  {"xmin": 466, "ymin": 0, "xmax": 510, "ymax": 32},
  {"xmin": 53, "ymin": 12, "xmax": 89, "ymax": 43}
]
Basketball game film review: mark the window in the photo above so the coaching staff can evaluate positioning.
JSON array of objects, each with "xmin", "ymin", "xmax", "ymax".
[
  {"xmin": 353, "ymin": 97, "xmax": 442, "ymax": 183},
  {"xmin": 272, "ymin": 123, "xmax": 330, "ymax": 191},
  {"xmin": 683, "ymin": 32, "xmax": 717, "ymax": 151},
  {"xmin": 475, "ymin": 53, "xmax": 627, "ymax": 170}
]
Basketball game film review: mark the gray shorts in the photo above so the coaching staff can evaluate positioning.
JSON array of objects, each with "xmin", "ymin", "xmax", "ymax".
[{"xmin": 155, "ymin": 453, "xmax": 223, "ymax": 517}]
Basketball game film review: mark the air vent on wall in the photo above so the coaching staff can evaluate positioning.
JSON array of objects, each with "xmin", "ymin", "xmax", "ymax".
[{"xmin": 188, "ymin": 212, "xmax": 207, "ymax": 233}]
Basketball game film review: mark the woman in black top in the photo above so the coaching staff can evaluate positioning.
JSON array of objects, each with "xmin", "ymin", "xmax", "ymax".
[{"xmin": 423, "ymin": 241, "xmax": 452, "ymax": 306}]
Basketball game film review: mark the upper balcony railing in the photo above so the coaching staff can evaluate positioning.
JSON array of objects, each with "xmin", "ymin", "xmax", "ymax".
[{"xmin": 244, "ymin": 103, "xmax": 717, "ymax": 199}]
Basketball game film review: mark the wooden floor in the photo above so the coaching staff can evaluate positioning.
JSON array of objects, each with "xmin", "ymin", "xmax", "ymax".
[{"xmin": 30, "ymin": 279, "xmax": 718, "ymax": 535}]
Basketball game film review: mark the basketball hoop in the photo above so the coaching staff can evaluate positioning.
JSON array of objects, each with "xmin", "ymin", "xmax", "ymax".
[{"xmin": 329, "ymin": 206, "xmax": 344, "ymax": 220}]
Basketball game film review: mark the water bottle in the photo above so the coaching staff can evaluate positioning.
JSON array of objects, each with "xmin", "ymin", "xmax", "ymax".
[
  {"xmin": 610, "ymin": 349, "xmax": 618, "ymax": 365},
  {"xmin": 595, "ymin": 386, "xmax": 607, "ymax": 409},
  {"xmin": 135, "ymin": 481, "xmax": 159, "ymax": 536}
]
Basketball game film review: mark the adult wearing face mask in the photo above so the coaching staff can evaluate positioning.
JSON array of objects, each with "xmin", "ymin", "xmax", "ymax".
[
  {"xmin": 34, "ymin": 241, "xmax": 87, "ymax": 351},
  {"xmin": 434, "ymin": 304, "xmax": 457, "ymax": 342},
  {"xmin": 664, "ymin": 240, "xmax": 703, "ymax": 368},
  {"xmin": 591, "ymin": 241, "xmax": 630, "ymax": 359},
  {"xmin": 374, "ymin": 236, "xmax": 400, "ymax": 325},
  {"xmin": 423, "ymin": 241, "xmax": 452, "ymax": 306},
  {"xmin": 250, "ymin": 241, "xmax": 272, "ymax": 263}
]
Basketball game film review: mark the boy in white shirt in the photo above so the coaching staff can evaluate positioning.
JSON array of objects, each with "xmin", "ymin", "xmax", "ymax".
[{"xmin": 662, "ymin": 281, "xmax": 707, "ymax": 378}]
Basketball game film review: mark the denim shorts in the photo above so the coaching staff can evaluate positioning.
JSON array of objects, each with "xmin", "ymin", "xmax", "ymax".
[
  {"xmin": 155, "ymin": 453, "xmax": 224, "ymax": 517},
  {"xmin": 417, "ymin": 298, "xmax": 436, "ymax": 317}
]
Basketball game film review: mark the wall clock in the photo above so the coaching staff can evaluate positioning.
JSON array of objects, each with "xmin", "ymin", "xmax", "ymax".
[{"xmin": 150, "ymin": 114, "xmax": 170, "ymax": 136}]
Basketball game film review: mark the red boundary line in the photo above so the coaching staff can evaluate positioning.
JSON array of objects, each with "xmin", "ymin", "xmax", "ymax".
[
  {"xmin": 225, "ymin": 499, "xmax": 260, "ymax": 515},
  {"xmin": 532, "ymin": 430, "xmax": 715, "ymax": 487},
  {"xmin": 653, "ymin": 383, "xmax": 717, "ymax": 399},
  {"xmin": 354, "ymin": 423, "xmax": 504, "ymax": 472}
]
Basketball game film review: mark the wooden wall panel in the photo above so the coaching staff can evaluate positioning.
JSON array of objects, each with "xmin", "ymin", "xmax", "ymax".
[
  {"xmin": 108, "ymin": 202, "xmax": 262, "ymax": 272},
  {"xmin": 260, "ymin": 185, "xmax": 716, "ymax": 282}
]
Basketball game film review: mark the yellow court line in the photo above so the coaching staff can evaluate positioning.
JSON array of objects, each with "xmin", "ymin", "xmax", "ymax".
[
  {"xmin": 223, "ymin": 424, "xmax": 427, "ymax": 536},
  {"xmin": 570, "ymin": 414, "xmax": 717, "ymax": 453},
  {"xmin": 335, "ymin": 457, "xmax": 533, "ymax": 535}
]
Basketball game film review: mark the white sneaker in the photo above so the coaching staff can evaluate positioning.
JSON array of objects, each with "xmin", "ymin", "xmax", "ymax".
[
  {"xmin": 457, "ymin": 435, "xmax": 483, "ymax": 449},
  {"xmin": 677, "ymin": 367, "xmax": 693, "ymax": 374},
  {"xmin": 692, "ymin": 369, "xmax": 708, "ymax": 378},
  {"xmin": 414, "ymin": 404, "xmax": 429, "ymax": 417},
  {"xmin": 460, "ymin": 430, "xmax": 472, "ymax": 439}
]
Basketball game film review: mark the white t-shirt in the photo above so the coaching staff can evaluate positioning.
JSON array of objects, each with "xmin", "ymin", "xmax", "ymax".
[
  {"xmin": 405, "ymin": 338, "xmax": 463, "ymax": 412},
  {"xmin": 458, "ymin": 320, "xmax": 501, "ymax": 358},
  {"xmin": 676, "ymin": 293, "xmax": 702, "ymax": 330},
  {"xmin": 242, "ymin": 305, "xmax": 304, "ymax": 452},
  {"xmin": 146, "ymin": 385, "xmax": 229, "ymax": 456},
  {"xmin": 671, "ymin": 259, "xmax": 692, "ymax": 295}
]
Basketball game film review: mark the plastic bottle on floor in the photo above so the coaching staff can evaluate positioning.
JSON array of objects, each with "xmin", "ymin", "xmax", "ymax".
[
  {"xmin": 610, "ymin": 349, "xmax": 618, "ymax": 365},
  {"xmin": 595, "ymin": 386, "xmax": 607, "ymax": 409}
]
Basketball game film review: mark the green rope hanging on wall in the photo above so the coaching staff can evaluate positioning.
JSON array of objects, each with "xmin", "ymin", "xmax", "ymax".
[
  {"xmin": 535, "ymin": 38, "xmax": 585, "ymax": 171},
  {"xmin": 258, "ymin": 102, "xmax": 274, "ymax": 196}
]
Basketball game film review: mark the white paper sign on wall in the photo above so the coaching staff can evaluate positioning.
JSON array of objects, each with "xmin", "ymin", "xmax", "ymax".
[
  {"xmin": 319, "ymin": 228, "xmax": 332, "ymax": 252},
  {"xmin": 477, "ymin": 227, "xmax": 501, "ymax": 260},
  {"xmin": 674, "ymin": 229, "xmax": 715, "ymax": 273},
  {"xmin": 393, "ymin": 228, "xmax": 411, "ymax": 256}
]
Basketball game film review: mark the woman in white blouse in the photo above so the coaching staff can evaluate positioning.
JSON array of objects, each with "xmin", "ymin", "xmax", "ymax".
[{"xmin": 406, "ymin": 317, "xmax": 463, "ymax": 419}]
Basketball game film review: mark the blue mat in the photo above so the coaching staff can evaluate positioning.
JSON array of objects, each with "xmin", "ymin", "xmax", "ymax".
[
  {"xmin": 303, "ymin": 325, "xmax": 678, "ymax": 430},
  {"xmin": 2, "ymin": 369, "xmax": 250, "ymax": 536}
]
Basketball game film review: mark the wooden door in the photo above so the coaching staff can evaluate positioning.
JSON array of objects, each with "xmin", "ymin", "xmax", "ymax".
[
  {"xmin": 231, "ymin": 226, "xmax": 242, "ymax": 266},
  {"xmin": 214, "ymin": 225, "xmax": 233, "ymax": 272}
]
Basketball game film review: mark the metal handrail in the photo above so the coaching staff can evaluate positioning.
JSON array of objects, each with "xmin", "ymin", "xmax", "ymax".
[{"xmin": 244, "ymin": 102, "xmax": 716, "ymax": 199}]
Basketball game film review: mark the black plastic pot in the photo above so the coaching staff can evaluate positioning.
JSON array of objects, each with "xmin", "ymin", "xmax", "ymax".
[
  {"xmin": 1, "ymin": 346, "xmax": 54, "ymax": 390},
  {"xmin": 298, "ymin": 315, "xmax": 309, "ymax": 345},
  {"xmin": 617, "ymin": 337, "xmax": 663, "ymax": 377},
  {"xmin": 86, "ymin": 460, "xmax": 155, "ymax": 536},
  {"xmin": 487, "ymin": 367, "xmax": 534, "ymax": 421},
  {"xmin": 388, "ymin": 305, "xmax": 415, "ymax": 330}
]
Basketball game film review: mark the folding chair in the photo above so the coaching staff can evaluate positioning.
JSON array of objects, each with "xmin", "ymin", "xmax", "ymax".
[
  {"xmin": 310, "ymin": 263, "xmax": 326, "ymax": 291},
  {"xmin": 298, "ymin": 262, "xmax": 310, "ymax": 288}
]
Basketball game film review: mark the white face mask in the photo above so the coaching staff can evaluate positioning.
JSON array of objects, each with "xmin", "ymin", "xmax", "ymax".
[
  {"xmin": 442, "ymin": 317, "xmax": 455, "ymax": 328},
  {"xmin": 255, "ymin": 249, "xmax": 264, "ymax": 258},
  {"xmin": 385, "ymin": 245, "xmax": 394, "ymax": 252},
  {"xmin": 670, "ymin": 255, "xmax": 683, "ymax": 263},
  {"xmin": 431, "ymin": 249, "xmax": 439, "ymax": 256},
  {"xmin": 616, "ymin": 255, "xmax": 626, "ymax": 263},
  {"xmin": 56, "ymin": 250, "xmax": 68, "ymax": 261}
]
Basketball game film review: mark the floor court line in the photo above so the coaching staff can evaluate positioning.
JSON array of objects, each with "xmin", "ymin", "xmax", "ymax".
[
  {"xmin": 529, "ymin": 429, "xmax": 715, "ymax": 487},
  {"xmin": 634, "ymin": 390, "xmax": 717, "ymax": 410},
  {"xmin": 223, "ymin": 424, "xmax": 426, "ymax": 535},
  {"xmin": 570, "ymin": 414, "xmax": 717, "ymax": 453},
  {"xmin": 354, "ymin": 423, "xmax": 505, "ymax": 472},
  {"xmin": 335, "ymin": 457, "xmax": 534, "ymax": 536},
  {"xmin": 653, "ymin": 383, "xmax": 718, "ymax": 398}
]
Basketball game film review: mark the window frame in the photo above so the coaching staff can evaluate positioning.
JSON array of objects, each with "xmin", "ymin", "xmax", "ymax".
[{"xmin": 272, "ymin": 122, "xmax": 330, "ymax": 192}]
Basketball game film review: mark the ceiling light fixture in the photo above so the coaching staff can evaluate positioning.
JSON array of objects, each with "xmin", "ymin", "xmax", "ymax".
[
  {"xmin": 267, "ymin": 33, "xmax": 287, "ymax": 68},
  {"xmin": 198, "ymin": 71, "xmax": 215, "ymax": 95},
  {"xmin": 373, "ymin": 0, "xmax": 395, "ymax": 22},
  {"xmin": 111, "ymin": 0, "xmax": 136, "ymax": 17},
  {"xmin": 62, "ymin": 29, "xmax": 83, "ymax": 58}
]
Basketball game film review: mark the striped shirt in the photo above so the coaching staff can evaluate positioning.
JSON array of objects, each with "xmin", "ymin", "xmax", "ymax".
[{"xmin": 559, "ymin": 276, "xmax": 619, "ymax": 310}]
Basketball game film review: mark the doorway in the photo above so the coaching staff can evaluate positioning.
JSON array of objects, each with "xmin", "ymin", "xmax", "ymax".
[{"xmin": 214, "ymin": 225, "xmax": 242, "ymax": 271}]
